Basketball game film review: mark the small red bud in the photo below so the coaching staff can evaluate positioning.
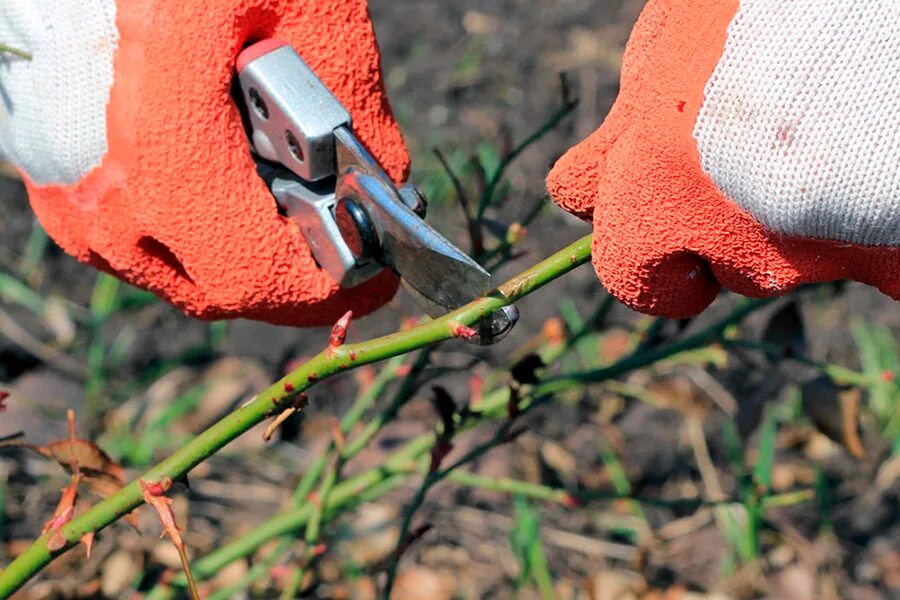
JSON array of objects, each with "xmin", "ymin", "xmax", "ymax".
[
  {"xmin": 505, "ymin": 222, "xmax": 525, "ymax": 245},
  {"xmin": 283, "ymin": 382, "xmax": 296, "ymax": 393},
  {"xmin": 449, "ymin": 321, "xmax": 478, "ymax": 341},
  {"xmin": 560, "ymin": 494, "xmax": 581, "ymax": 508},
  {"xmin": 400, "ymin": 317, "xmax": 419, "ymax": 331},
  {"xmin": 329, "ymin": 310, "xmax": 353, "ymax": 349},
  {"xmin": 881, "ymin": 370, "xmax": 895, "ymax": 383}
]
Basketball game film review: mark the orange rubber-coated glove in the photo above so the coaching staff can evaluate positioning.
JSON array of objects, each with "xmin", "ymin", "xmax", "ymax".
[
  {"xmin": 1, "ymin": 1, "xmax": 408, "ymax": 326},
  {"xmin": 548, "ymin": 0, "xmax": 900, "ymax": 318}
]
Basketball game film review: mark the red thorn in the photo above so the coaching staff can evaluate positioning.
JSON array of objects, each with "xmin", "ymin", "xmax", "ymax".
[
  {"xmin": 307, "ymin": 374, "xmax": 319, "ymax": 383},
  {"xmin": 311, "ymin": 543, "xmax": 328, "ymax": 557},
  {"xmin": 329, "ymin": 310, "xmax": 353, "ymax": 349},
  {"xmin": 395, "ymin": 364, "xmax": 412, "ymax": 377},
  {"xmin": 449, "ymin": 321, "xmax": 478, "ymax": 341},
  {"xmin": 283, "ymin": 382, "xmax": 296, "ymax": 393},
  {"xmin": 81, "ymin": 531, "xmax": 95, "ymax": 558},
  {"xmin": 0, "ymin": 390, "xmax": 9, "ymax": 412},
  {"xmin": 881, "ymin": 370, "xmax": 895, "ymax": 383},
  {"xmin": 349, "ymin": 350, "xmax": 357, "ymax": 361}
]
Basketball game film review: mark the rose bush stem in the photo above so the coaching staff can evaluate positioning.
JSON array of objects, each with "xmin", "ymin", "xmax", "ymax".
[{"xmin": 0, "ymin": 234, "xmax": 592, "ymax": 598}]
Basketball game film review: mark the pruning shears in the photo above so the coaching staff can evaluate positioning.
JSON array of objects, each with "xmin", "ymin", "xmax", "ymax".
[{"xmin": 235, "ymin": 40, "xmax": 517, "ymax": 344}]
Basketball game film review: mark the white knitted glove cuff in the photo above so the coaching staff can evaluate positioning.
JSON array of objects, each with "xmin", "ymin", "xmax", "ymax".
[
  {"xmin": 0, "ymin": 0, "xmax": 117, "ymax": 185},
  {"xmin": 694, "ymin": 0, "xmax": 900, "ymax": 246}
]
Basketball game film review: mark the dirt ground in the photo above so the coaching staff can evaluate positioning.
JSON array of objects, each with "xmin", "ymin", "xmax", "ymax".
[{"xmin": 1, "ymin": 1, "xmax": 898, "ymax": 599}]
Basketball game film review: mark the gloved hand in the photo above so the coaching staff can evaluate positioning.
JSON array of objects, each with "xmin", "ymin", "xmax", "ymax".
[
  {"xmin": 548, "ymin": 0, "xmax": 900, "ymax": 318},
  {"xmin": 0, "ymin": 0, "xmax": 408, "ymax": 326}
]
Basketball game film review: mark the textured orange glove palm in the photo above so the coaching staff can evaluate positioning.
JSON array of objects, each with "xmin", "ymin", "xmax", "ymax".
[
  {"xmin": 548, "ymin": 0, "xmax": 900, "ymax": 318},
  {"xmin": 5, "ymin": 1, "xmax": 408, "ymax": 326}
]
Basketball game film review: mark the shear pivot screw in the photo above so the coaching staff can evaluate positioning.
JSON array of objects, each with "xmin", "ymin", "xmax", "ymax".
[{"xmin": 335, "ymin": 198, "xmax": 380, "ymax": 264}]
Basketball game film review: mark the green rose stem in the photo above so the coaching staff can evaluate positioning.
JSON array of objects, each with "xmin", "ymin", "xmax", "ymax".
[{"xmin": 0, "ymin": 234, "xmax": 593, "ymax": 597}]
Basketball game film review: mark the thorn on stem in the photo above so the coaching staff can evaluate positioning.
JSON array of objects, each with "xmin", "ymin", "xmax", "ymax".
[
  {"xmin": 140, "ymin": 478, "xmax": 199, "ymax": 600},
  {"xmin": 42, "ymin": 473, "xmax": 81, "ymax": 551},
  {"xmin": 0, "ymin": 390, "xmax": 9, "ymax": 412},
  {"xmin": 81, "ymin": 531, "xmax": 95, "ymax": 558}
]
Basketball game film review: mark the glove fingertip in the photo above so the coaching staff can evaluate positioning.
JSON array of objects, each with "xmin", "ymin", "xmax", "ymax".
[
  {"xmin": 546, "ymin": 149, "xmax": 599, "ymax": 221},
  {"xmin": 592, "ymin": 231, "xmax": 721, "ymax": 319}
]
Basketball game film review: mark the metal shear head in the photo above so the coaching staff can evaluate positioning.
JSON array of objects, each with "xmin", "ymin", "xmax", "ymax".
[{"xmin": 236, "ymin": 40, "xmax": 517, "ymax": 345}]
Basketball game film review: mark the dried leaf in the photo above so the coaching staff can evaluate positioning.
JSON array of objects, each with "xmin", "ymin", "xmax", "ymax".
[
  {"xmin": 801, "ymin": 376, "xmax": 865, "ymax": 458},
  {"xmin": 15, "ymin": 411, "xmax": 132, "ymax": 518},
  {"xmin": 39, "ymin": 439, "xmax": 124, "ymax": 481},
  {"xmin": 430, "ymin": 386, "xmax": 457, "ymax": 436},
  {"xmin": 511, "ymin": 353, "xmax": 544, "ymax": 385}
]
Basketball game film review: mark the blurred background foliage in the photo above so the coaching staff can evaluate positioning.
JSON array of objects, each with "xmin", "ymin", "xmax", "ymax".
[{"xmin": 0, "ymin": 1, "xmax": 897, "ymax": 598}]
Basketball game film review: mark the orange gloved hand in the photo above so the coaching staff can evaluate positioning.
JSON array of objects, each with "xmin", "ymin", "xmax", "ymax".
[
  {"xmin": 1, "ymin": 1, "xmax": 408, "ymax": 326},
  {"xmin": 547, "ymin": 0, "xmax": 900, "ymax": 318}
]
